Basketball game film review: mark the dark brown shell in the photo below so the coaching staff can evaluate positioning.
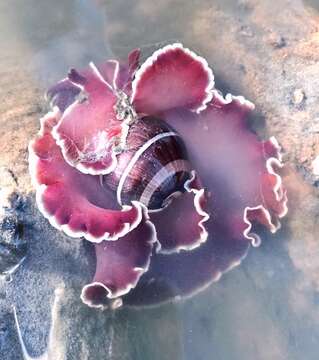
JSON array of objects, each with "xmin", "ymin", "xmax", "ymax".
[{"xmin": 104, "ymin": 116, "xmax": 191, "ymax": 210}]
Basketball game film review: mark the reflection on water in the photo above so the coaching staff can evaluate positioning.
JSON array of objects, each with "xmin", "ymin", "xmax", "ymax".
[
  {"xmin": 0, "ymin": 0, "xmax": 111, "ymax": 88},
  {"xmin": 1, "ymin": 0, "xmax": 319, "ymax": 359},
  {"xmin": 304, "ymin": 0, "xmax": 319, "ymax": 11}
]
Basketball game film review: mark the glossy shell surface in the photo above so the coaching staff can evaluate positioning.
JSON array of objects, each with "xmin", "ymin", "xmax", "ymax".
[{"xmin": 104, "ymin": 116, "xmax": 191, "ymax": 210}]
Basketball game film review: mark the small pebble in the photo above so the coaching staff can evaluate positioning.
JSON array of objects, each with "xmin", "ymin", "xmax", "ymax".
[
  {"xmin": 312, "ymin": 155, "xmax": 319, "ymax": 176},
  {"xmin": 271, "ymin": 35, "xmax": 286, "ymax": 49},
  {"xmin": 292, "ymin": 89, "xmax": 306, "ymax": 105}
]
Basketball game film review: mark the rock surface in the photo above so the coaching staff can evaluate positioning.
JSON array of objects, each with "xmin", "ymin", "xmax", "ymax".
[{"xmin": 0, "ymin": 0, "xmax": 319, "ymax": 359}]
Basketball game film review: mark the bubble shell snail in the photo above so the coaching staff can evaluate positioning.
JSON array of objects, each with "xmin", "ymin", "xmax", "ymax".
[
  {"xmin": 29, "ymin": 43, "xmax": 288, "ymax": 309},
  {"xmin": 105, "ymin": 114, "xmax": 191, "ymax": 211}
]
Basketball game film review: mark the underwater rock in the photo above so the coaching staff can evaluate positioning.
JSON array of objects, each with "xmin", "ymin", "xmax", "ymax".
[
  {"xmin": 0, "ymin": 178, "xmax": 27, "ymax": 275},
  {"xmin": 0, "ymin": 211, "xmax": 25, "ymax": 274}
]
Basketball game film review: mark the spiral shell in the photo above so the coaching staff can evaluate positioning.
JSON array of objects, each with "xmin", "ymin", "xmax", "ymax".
[{"xmin": 104, "ymin": 117, "xmax": 191, "ymax": 210}]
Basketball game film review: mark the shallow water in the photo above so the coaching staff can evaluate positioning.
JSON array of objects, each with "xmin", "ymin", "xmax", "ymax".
[{"xmin": 1, "ymin": 0, "xmax": 319, "ymax": 359}]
